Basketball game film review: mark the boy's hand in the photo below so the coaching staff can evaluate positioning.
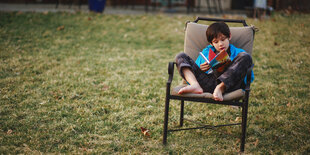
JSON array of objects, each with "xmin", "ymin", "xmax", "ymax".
[{"xmin": 200, "ymin": 62, "xmax": 211, "ymax": 72}]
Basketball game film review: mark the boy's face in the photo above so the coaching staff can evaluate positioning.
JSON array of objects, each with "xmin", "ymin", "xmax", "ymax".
[{"xmin": 211, "ymin": 33, "xmax": 231, "ymax": 52}]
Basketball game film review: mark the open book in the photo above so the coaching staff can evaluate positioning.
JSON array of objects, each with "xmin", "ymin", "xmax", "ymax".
[{"xmin": 199, "ymin": 49, "xmax": 231, "ymax": 73}]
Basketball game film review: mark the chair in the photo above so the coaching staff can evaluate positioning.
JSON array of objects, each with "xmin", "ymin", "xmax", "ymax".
[{"xmin": 163, "ymin": 17, "xmax": 256, "ymax": 152}]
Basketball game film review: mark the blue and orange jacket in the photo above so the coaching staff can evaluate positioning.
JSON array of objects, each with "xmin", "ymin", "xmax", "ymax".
[{"xmin": 195, "ymin": 44, "xmax": 254, "ymax": 84}]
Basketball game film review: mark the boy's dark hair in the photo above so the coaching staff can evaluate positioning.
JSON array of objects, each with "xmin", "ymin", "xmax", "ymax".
[{"xmin": 206, "ymin": 22, "xmax": 230, "ymax": 43}]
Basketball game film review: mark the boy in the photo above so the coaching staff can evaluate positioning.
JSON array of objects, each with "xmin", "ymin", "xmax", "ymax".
[{"xmin": 175, "ymin": 22, "xmax": 254, "ymax": 101}]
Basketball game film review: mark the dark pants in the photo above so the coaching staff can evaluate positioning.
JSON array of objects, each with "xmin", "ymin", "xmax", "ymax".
[{"xmin": 175, "ymin": 52, "xmax": 252, "ymax": 93}]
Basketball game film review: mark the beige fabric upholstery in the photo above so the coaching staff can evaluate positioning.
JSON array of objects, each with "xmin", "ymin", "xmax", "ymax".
[
  {"xmin": 173, "ymin": 22, "xmax": 253, "ymax": 101},
  {"xmin": 172, "ymin": 84, "xmax": 245, "ymax": 101},
  {"xmin": 184, "ymin": 22, "xmax": 255, "ymax": 61}
]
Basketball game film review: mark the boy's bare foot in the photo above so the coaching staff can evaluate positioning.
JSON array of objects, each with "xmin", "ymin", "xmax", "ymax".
[
  {"xmin": 213, "ymin": 82, "xmax": 226, "ymax": 101},
  {"xmin": 178, "ymin": 84, "xmax": 203, "ymax": 94}
]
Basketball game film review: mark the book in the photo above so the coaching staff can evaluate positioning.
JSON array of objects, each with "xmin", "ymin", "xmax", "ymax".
[{"xmin": 199, "ymin": 49, "xmax": 231, "ymax": 73}]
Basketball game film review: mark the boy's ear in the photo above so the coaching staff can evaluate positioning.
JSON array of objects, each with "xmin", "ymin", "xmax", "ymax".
[{"xmin": 229, "ymin": 33, "xmax": 232, "ymax": 40}]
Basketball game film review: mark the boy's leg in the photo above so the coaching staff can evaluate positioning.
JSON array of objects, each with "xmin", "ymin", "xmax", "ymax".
[
  {"xmin": 213, "ymin": 82, "xmax": 226, "ymax": 101},
  {"xmin": 178, "ymin": 68, "xmax": 203, "ymax": 94},
  {"xmin": 175, "ymin": 53, "xmax": 217, "ymax": 94},
  {"xmin": 218, "ymin": 52, "xmax": 253, "ymax": 93}
]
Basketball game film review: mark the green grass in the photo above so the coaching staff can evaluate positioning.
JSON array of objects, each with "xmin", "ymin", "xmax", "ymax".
[{"xmin": 0, "ymin": 11, "xmax": 309, "ymax": 154}]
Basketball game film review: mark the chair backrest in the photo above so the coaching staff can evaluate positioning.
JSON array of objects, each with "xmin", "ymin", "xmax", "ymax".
[{"xmin": 184, "ymin": 22, "xmax": 255, "ymax": 60}]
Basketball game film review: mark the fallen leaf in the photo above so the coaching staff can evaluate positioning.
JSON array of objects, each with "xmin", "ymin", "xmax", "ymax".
[
  {"xmin": 172, "ymin": 121, "xmax": 178, "ymax": 126},
  {"xmin": 80, "ymin": 147, "xmax": 87, "ymax": 151},
  {"xmin": 254, "ymin": 139, "xmax": 259, "ymax": 147},
  {"xmin": 43, "ymin": 31, "xmax": 51, "ymax": 37},
  {"xmin": 57, "ymin": 25, "xmax": 65, "ymax": 31},
  {"xmin": 235, "ymin": 117, "xmax": 241, "ymax": 122},
  {"xmin": 71, "ymin": 94, "xmax": 81, "ymax": 100},
  {"xmin": 7, "ymin": 129, "xmax": 12, "ymax": 134},
  {"xmin": 287, "ymin": 102, "xmax": 291, "ymax": 107},
  {"xmin": 88, "ymin": 17, "xmax": 92, "ymax": 21},
  {"xmin": 102, "ymin": 85, "xmax": 109, "ymax": 91},
  {"xmin": 51, "ymin": 91, "xmax": 63, "ymax": 100},
  {"xmin": 230, "ymin": 105, "xmax": 239, "ymax": 109},
  {"xmin": 140, "ymin": 127, "xmax": 150, "ymax": 137},
  {"xmin": 226, "ymin": 129, "xmax": 232, "ymax": 135},
  {"xmin": 17, "ymin": 11, "xmax": 23, "ymax": 15}
]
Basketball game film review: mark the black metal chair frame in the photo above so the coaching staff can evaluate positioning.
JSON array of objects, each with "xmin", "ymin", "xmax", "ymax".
[{"xmin": 163, "ymin": 17, "xmax": 254, "ymax": 152}]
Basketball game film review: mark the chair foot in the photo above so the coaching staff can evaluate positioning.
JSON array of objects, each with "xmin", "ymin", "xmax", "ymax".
[
  {"xmin": 240, "ymin": 100, "xmax": 249, "ymax": 152},
  {"xmin": 163, "ymin": 96, "xmax": 170, "ymax": 144},
  {"xmin": 180, "ymin": 100, "xmax": 184, "ymax": 127}
]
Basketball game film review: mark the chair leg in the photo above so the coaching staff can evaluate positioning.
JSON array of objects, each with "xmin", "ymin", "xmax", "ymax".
[
  {"xmin": 145, "ymin": 0, "xmax": 149, "ymax": 12},
  {"xmin": 180, "ymin": 100, "xmax": 184, "ymax": 127},
  {"xmin": 240, "ymin": 101, "xmax": 249, "ymax": 152},
  {"xmin": 206, "ymin": 0, "xmax": 212, "ymax": 14},
  {"xmin": 163, "ymin": 96, "xmax": 170, "ymax": 145}
]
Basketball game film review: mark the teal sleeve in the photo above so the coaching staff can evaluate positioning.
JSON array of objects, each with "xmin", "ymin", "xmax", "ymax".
[
  {"xmin": 195, "ymin": 55, "xmax": 204, "ymax": 66},
  {"xmin": 195, "ymin": 47, "xmax": 211, "ymax": 73}
]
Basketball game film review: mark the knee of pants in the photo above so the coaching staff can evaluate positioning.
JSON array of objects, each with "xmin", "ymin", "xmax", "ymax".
[
  {"xmin": 175, "ymin": 52, "xmax": 187, "ymax": 59},
  {"xmin": 237, "ymin": 52, "xmax": 252, "ymax": 63},
  {"xmin": 175, "ymin": 52, "xmax": 187, "ymax": 62}
]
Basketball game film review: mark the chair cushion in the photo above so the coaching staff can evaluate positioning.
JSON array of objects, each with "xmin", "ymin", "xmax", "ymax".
[
  {"xmin": 171, "ymin": 84, "xmax": 245, "ymax": 101},
  {"xmin": 184, "ymin": 22, "xmax": 255, "ymax": 61}
]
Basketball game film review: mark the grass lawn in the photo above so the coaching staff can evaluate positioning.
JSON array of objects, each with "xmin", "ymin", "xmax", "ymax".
[{"xmin": 0, "ymin": 11, "xmax": 309, "ymax": 154}]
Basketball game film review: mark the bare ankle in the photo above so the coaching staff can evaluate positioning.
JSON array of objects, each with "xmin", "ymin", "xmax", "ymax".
[
  {"xmin": 213, "ymin": 82, "xmax": 226, "ymax": 101},
  {"xmin": 178, "ymin": 84, "xmax": 203, "ymax": 94},
  {"xmin": 217, "ymin": 82, "xmax": 226, "ymax": 93}
]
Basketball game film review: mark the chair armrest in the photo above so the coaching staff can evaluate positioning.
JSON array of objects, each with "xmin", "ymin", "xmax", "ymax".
[
  {"xmin": 245, "ymin": 64, "xmax": 254, "ymax": 91},
  {"xmin": 167, "ymin": 62, "xmax": 175, "ymax": 84}
]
